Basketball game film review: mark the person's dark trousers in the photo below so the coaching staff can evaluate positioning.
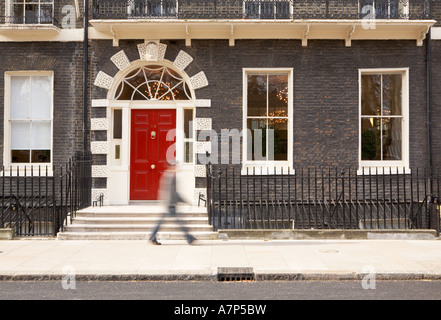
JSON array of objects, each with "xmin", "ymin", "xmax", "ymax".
[{"xmin": 150, "ymin": 205, "xmax": 195, "ymax": 244}]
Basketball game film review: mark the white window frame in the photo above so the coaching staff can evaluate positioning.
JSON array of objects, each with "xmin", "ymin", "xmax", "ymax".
[
  {"xmin": 3, "ymin": 71, "xmax": 54, "ymax": 172},
  {"xmin": 5, "ymin": 0, "xmax": 55, "ymax": 24},
  {"xmin": 242, "ymin": 68, "xmax": 294, "ymax": 175},
  {"xmin": 358, "ymin": 68, "xmax": 409, "ymax": 175}
]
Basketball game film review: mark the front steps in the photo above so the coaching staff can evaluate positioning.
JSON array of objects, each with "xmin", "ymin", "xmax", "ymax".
[{"xmin": 57, "ymin": 205, "xmax": 218, "ymax": 240}]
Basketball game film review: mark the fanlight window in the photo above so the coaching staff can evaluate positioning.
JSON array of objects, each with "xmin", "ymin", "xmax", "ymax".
[{"xmin": 115, "ymin": 65, "xmax": 192, "ymax": 101}]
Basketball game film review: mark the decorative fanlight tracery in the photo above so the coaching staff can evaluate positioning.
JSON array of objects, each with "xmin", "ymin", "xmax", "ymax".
[{"xmin": 114, "ymin": 65, "xmax": 192, "ymax": 101}]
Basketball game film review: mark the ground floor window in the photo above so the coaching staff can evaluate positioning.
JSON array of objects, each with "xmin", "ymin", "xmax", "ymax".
[
  {"xmin": 243, "ymin": 69, "xmax": 292, "ymax": 169},
  {"xmin": 359, "ymin": 68, "xmax": 409, "ymax": 171},
  {"xmin": 5, "ymin": 72, "xmax": 53, "ymax": 166}
]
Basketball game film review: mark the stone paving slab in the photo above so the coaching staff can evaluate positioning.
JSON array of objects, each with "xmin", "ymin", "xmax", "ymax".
[{"xmin": 0, "ymin": 239, "xmax": 441, "ymax": 281}]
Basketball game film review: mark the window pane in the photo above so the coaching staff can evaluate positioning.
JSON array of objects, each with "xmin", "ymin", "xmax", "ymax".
[
  {"xmin": 247, "ymin": 119, "xmax": 267, "ymax": 161},
  {"xmin": 184, "ymin": 142, "xmax": 193, "ymax": 163},
  {"xmin": 382, "ymin": 118, "xmax": 402, "ymax": 160},
  {"xmin": 275, "ymin": 1, "xmax": 290, "ymax": 19},
  {"xmin": 163, "ymin": 0, "xmax": 177, "ymax": 15},
  {"xmin": 375, "ymin": 0, "xmax": 389, "ymax": 18},
  {"xmin": 361, "ymin": 74, "xmax": 381, "ymax": 116},
  {"xmin": 31, "ymin": 121, "xmax": 51, "ymax": 150},
  {"xmin": 146, "ymin": 0, "xmax": 162, "ymax": 16},
  {"xmin": 10, "ymin": 76, "xmax": 30, "ymax": 119},
  {"xmin": 11, "ymin": 121, "xmax": 30, "ymax": 149},
  {"xmin": 12, "ymin": 4, "xmax": 24, "ymax": 24},
  {"xmin": 361, "ymin": 117, "xmax": 381, "ymax": 161},
  {"xmin": 184, "ymin": 109, "xmax": 193, "ymax": 139},
  {"xmin": 113, "ymin": 109, "xmax": 122, "ymax": 139},
  {"xmin": 382, "ymin": 74, "xmax": 402, "ymax": 116},
  {"xmin": 40, "ymin": 4, "xmax": 53, "ymax": 23},
  {"xmin": 31, "ymin": 150, "xmax": 50, "ymax": 163},
  {"xmin": 245, "ymin": 2, "xmax": 260, "ymax": 18},
  {"xmin": 268, "ymin": 74, "xmax": 288, "ymax": 116},
  {"xmin": 31, "ymin": 76, "xmax": 51, "ymax": 119},
  {"xmin": 269, "ymin": 118, "xmax": 288, "ymax": 161},
  {"xmin": 260, "ymin": 2, "xmax": 274, "ymax": 19},
  {"xmin": 25, "ymin": 4, "xmax": 39, "ymax": 24},
  {"xmin": 11, "ymin": 150, "xmax": 30, "ymax": 163},
  {"xmin": 247, "ymin": 74, "xmax": 267, "ymax": 117}
]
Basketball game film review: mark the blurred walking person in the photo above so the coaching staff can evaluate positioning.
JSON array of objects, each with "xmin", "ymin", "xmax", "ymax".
[{"xmin": 149, "ymin": 163, "xmax": 196, "ymax": 245}]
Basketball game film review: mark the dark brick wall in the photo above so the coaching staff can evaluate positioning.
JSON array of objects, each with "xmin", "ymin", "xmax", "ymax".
[
  {"xmin": 0, "ymin": 42, "xmax": 85, "ymax": 167},
  {"xmin": 430, "ymin": 40, "xmax": 441, "ymax": 169},
  {"xmin": 91, "ymin": 39, "xmax": 430, "ymax": 171},
  {"xmin": 432, "ymin": 1, "xmax": 441, "ymax": 25}
]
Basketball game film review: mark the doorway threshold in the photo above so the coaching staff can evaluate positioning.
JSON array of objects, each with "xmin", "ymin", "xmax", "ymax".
[{"xmin": 129, "ymin": 200, "xmax": 164, "ymax": 206}]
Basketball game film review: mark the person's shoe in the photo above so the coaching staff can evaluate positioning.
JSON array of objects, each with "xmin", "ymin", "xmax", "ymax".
[
  {"xmin": 150, "ymin": 239, "xmax": 161, "ymax": 245},
  {"xmin": 187, "ymin": 235, "xmax": 196, "ymax": 245}
]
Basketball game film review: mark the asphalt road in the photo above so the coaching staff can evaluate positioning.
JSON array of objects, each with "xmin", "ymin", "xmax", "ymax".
[{"xmin": 0, "ymin": 280, "xmax": 440, "ymax": 300}]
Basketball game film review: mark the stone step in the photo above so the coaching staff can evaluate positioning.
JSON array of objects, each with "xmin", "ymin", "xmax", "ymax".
[
  {"xmin": 76, "ymin": 205, "xmax": 208, "ymax": 218},
  {"xmin": 64, "ymin": 223, "xmax": 213, "ymax": 233},
  {"xmin": 58, "ymin": 205, "xmax": 214, "ymax": 240},
  {"xmin": 57, "ymin": 231, "xmax": 219, "ymax": 241},
  {"xmin": 75, "ymin": 211, "xmax": 208, "ymax": 218},
  {"xmin": 71, "ymin": 216, "xmax": 209, "ymax": 225}
]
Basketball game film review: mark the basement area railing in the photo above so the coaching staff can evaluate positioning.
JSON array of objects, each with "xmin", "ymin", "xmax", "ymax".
[
  {"xmin": 0, "ymin": 151, "xmax": 92, "ymax": 237},
  {"xmin": 206, "ymin": 165, "xmax": 441, "ymax": 234}
]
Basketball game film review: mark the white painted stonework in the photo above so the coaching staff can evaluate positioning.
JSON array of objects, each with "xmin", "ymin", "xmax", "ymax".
[
  {"xmin": 195, "ymin": 118, "xmax": 212, "ymax": 131},
  {"xmin": 94, "ymin": 71, "xmax": 114, "ymax": 90},
  {"xmin": 194, "ymin": 165, "xmax": 207, "ymax": 178},
  {"xmin": 173, "ymin": 50, "xmax": 194, "ymax": 71},
  {"xmin": 110, "ymin": 50, "xmax": 131, "ymax": 71},
  {"xmin": 190, "ymin": 71, "xmax": 209, "ymax": 90},
  {"xmin": 91, "ymin": 141, "xmax": 109, "ymax": 155},
  {"xmin": 195, "ymin": 141, "xmax": 211, "ymax": 154},
  {"xmin": 92, "ymin": 44, "xmax": 211, "ymax": 206},
  {"xmin": 92, "ymin": 165, "xmax": 109, "ymax": 178},
  {"xmin": 91, "ymin": 118, "xmax": 109, "ymax": 131}
]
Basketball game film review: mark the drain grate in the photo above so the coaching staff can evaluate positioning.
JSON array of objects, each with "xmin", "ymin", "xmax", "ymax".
[{"xmin": 217, "ymin": 267, "xmax": 255, "ymax": 282}]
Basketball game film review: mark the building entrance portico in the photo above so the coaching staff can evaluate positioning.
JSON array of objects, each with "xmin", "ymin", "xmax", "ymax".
[{"xmin": 92, "ymin": 46, "xmax": 210, "ymax": 206}]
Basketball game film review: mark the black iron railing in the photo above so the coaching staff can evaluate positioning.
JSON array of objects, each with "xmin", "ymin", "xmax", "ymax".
[
  {"xmin": 0, "ymin": 151, "xmax": 92, "ymax": 237},
  {"xmin": 206, "ymin": 165, "xmax": 441, "ymax": 233},
  {"xmin": 92, "ymin": 0, "xmax": 432, "ymax": 20}
]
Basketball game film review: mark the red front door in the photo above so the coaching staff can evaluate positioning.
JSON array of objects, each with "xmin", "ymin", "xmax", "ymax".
[{"xmin": 130, "ymin": 109, "xmax": 176, "ymax": 200}]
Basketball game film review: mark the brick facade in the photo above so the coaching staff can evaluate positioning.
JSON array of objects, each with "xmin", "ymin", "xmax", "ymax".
[
  {"xmin": 0, "ymin": 42, "xmax": 85, "ymax": 167},
  {"xmin": 91, "ymin": 39, "xmax": 430, "ymax": 170}
]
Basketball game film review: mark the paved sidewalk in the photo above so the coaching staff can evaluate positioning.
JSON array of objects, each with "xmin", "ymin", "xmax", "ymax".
[{"xmin": 0, "ymin": 238, "xmax": 441, "ymax": 281}]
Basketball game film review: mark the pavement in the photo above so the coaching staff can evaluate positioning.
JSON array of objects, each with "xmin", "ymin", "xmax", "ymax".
[{"xmin": 1, "ymin": 237, "xmax": 441, "ymax": 281}]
